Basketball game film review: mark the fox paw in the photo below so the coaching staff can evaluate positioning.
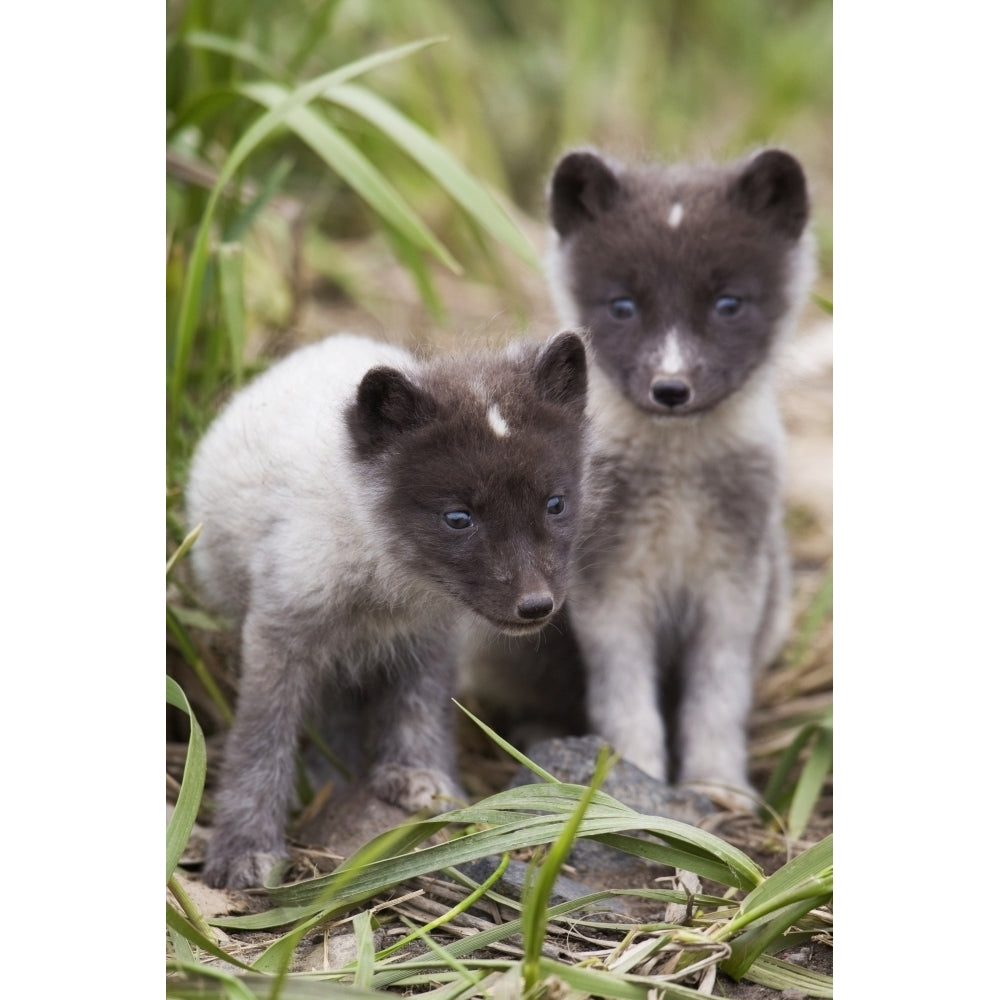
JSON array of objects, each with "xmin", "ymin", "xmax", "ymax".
[
  {"xmin": 202, "ymin": 845, "xmax": 285, "ymax": 890},
  {"xmin": 681, "ymin": 779, "xmax": 759, "ymax": 814},
  {"xmin": 368, "ymin": 765, "xmax": 462, "ymax": 814}
]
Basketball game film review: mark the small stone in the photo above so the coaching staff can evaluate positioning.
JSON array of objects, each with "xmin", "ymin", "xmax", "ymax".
[
  {"xmin": 507, "ymin": 736, "xmax": 715, "ymax": 892},
  {"xmin": 512, "ymin": 735, "xmax": 716, "ymax": 824}
]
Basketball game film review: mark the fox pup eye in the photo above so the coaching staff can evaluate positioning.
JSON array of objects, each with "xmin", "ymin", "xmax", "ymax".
[
  {"xmin": 546, "ymin": 495, "xmax": 566, "ymax": 515},
  {"xmin": 714, "ymin": 295, "xmax": 743, "ymax": 317},
  {"xmin": 608, "ymin": 297, "xmax": 636, "ymax": 321},
  {"xmin": 443, "ymin": 510, "xmax": 473, "ymax": 530}
]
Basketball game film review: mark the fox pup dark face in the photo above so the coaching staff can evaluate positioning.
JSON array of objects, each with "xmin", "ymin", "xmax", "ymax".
[
  {"xmin": 549, "ymin": 149, "xmax": 809, "ymax": 416},
  {"xmin": 348, "ymin": 331, "xmax": 588, "ymax": 633}
]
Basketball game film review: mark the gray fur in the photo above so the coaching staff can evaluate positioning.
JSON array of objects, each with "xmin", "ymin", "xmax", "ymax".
[
  {"xmin": 186, "ymin": 331, "xmax": 588, "ymax": 887},
  {"xmin": 464, "ymin": 149, "xmax": 814, "ymax": 807}
]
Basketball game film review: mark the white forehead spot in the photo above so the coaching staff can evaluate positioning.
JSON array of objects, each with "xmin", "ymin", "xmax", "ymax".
[
  {"xmin": 667, "ymin": 202, "xmax": 684, "ymax": 228},
  {"xmin": 487, "ymin": 403, "xmax": 510, "ymax": 437},
  {"xmin": 657, "ymin": 328, "xmax": 687, "ymax": 375}
]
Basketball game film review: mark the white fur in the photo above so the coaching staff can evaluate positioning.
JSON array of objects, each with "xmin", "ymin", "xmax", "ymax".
[
  {"xmin": 487, "ymin": 402, "xmax": 510, "ymax": 437},
  {"xmin": 656, "ymin": 327, "xmax": 687, "ymax": 376},
  {"xmin": 187, "ymin": 334, "xmax": 425, "ymax": 643},
  {"xmin": 667, "ymin": 202, "xmax": 684, "ymax": 228}
]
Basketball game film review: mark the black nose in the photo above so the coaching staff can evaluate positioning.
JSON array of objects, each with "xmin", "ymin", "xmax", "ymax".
[
  {"xmin": 651, "ymin": 379, "xmax": 691, "ymax": 408},
  {"xmin": 516, "ymin": 593, "xmax": 555, "ymax": 621}
]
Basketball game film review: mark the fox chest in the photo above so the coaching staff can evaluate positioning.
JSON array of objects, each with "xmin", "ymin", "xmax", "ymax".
[{"xmin": 581, "ymin": 439, "xmax": 779, "ymax": 595}]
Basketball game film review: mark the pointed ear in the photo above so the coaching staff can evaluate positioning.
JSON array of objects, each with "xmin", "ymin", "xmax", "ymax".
[
  {"xmin": 533, "ymin": 331, "xmax": 588, "ymax": 414},
  {"xmin": 549, "ymin": 151, "xmax": 622, "ymax": 236},
  {"xmin": 349, "ymin": 367, "xmax": 437, "ymax": 457},
  {"xmin": 730, "ymin": 149, "xmax": 809, "ymax": 239}
]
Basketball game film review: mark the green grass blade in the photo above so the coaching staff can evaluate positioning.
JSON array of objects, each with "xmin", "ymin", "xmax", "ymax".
[
  {"xmin": 811, "ymin": 291, "xmax": 834, "ymax": 315},
  {"xmin": 453, "ymin": 699, "xmax": 560, "ymax": 783},
  {"xmin": 216, "ymin": 243, "xmax": 246, "ymax": 387},
  {"xmin": 784, "ymin": 568, "xmax": 833, "ymax": 670},
  {"xmin": 238, "ymin": 81, "xmax": 462, "ymax": 274},
  {"xmin": 722, "ymin": 895, "xmax": 827, "ymax": 982},
  {"xmin": 447, "ymin": 708, "xmax": 757, "ymax": 889},
  {"xmin": 184, "ymin": 29, "xmax": 286, "ymax": 80},
  {"xmin": 246, "ymin": 816, "xmax": 448, "ymax": 964},
  {"xmin": 167, "ymin": 922, "xmax": 196, "ymax": 967},
  {"xmin": 522, "ymin": 746, "xmax": 613, "ymax": 991},
  {"xmin": 389, "ymin": 916, "xmax": 483, "ymax": 987},
  {"xmin": 287, "ymin": 0, "xmax": 344, "ymax": 76},
  {"xmin": 322, "ymin": 82, "xmax": 539, "ymax": 268},
  {"xmin": 376, "ymin": 854, "xmax": 511, "ymax": 960},
  {"xmin": 728, "ymin": 834, "xmax": 831, "ymax": 932},
  {"xmin": 168, "ymin": 874, "xmax": 215, "ymax": 943},
  {"xmin": 589, "ymin": 830, "xmax": 761, "ymax": 890},
  {"xmin": 166, "ymin": 605, "xmax": 233, "ymax": 724},
  {"xmin": 762, "ymin": 722, "xmax": 816, "ymax": 814},
  {"xmin": 168, "ymin": 959, "xmax": 386, "ymax": 998},
  {"xmin": 166, "ymin": 676, "xmax": 208, "ymax": 881},
  {"xmin": 166, "ymin": 523, "xmax": 201, "ymax": 578},
  {"xmin": 167, "ymin": 962, "xmax": 257, "ymax": 999},
  {"xmin": 534, "ymin": 955, "xmax": 709, "ymax": 999},
  {"xmin": 219, "ymin": 807, "xmax": 757, "ymax": 932},
  {"xmin": 786, "ymin": 721, "xmax": 832, "ymax": 840},
  {"xmin": 223, "ymin": 155, "xmax": 295, "ymax": 244},
  {"xmin": 378, "ymin": 210, "xmax": 446, "ymax": 320},
  {"xmin": 166, "ymin": 904, "xmax": 253, "ymax": 972},
  {"xmin": 351, "ymin": 911, "xmax": 375, "ymax": 988},
  {"xmin": 169, "ymin": 37, "xmax": 445, "ymax": 440},
  {"xmin": 228, "ymin": 783, "xmax": 761, "ymax": 929},
  {"xmin": 738, "ymin": 952, "xmax": 833, "ymax": 997},
  {"xmin": 721, "ymin": 835, "xmax": 832, "ymax": 979}
]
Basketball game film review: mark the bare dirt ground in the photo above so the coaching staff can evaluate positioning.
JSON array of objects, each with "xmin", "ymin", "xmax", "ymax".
[{"xmin": 168, "ymin": 217, "xmax": 833, "ymax": 996}]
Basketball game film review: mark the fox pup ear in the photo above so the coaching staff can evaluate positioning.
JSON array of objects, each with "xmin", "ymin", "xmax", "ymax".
[
  {"xmin": 549, "ymin": 151, "xmax": 621, "ymax": 236},
  {"xmin": 731, "ymin": 149, "xmax": 809, "ymax": 240},
  {"xmin": 349, "ymin": 367, "xmax": 437, "ymax": 457},
  {"xmin": 533, "ymin": 331, "xmax": 588, "ymax": 414}
]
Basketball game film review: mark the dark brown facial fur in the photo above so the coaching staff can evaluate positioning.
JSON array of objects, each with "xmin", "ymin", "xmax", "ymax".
[
  {"xmin": 348, "ymin": 332, "xmax": 589, "ymax": 632},
  {"xmin": 550, "ymin": 149, "xmax": 809, "ymax": 416}
]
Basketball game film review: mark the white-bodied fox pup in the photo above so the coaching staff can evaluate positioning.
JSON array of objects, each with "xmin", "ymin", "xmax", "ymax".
[{"xmin": 186, "ymin": 331, "xmax": 589, "ymax": 887}]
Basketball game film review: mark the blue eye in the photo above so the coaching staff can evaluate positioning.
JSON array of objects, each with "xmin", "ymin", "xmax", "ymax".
[
  {"xmin": 546, "ymin": 495, "xmax": 565, "ymax": 515},
  {"xmin": 443, "ymin": 510, "xmax": 473, "ymax": 530},
  {"xmin": 715, "ymin": 295, "xmax": 743, "ymax": 317},
  {"xmin": 608, "ymin": 297, "xmax": 636, "ymax": 321}
]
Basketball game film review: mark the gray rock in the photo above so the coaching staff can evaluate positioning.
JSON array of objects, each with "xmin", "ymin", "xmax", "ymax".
[
  {"xmin": 508, "ymin": 735, "xmax": 716, "ymax": 888},
  {"xmin": 512, "ymin": 735, "xmax": 716, "ymax": 822},
  {"xmin": 455, "ymin": 855, "xmax": 594, "ymax": 907}
]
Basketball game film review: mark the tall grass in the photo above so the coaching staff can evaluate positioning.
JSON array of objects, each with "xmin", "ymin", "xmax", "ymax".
[{"xmin": 166, "ymin": 2, "xmax": 541, "ymax": 488}]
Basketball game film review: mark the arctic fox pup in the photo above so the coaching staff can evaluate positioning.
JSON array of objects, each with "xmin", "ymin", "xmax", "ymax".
[
  {"xmin": 466, "ymin": 148, "xmax": 815, "ymax": 807},
  {"xmin": 551, "ymin": 147, "xmax": 815, "ymax": 804},
  {"xmin": 186, "ymin": 330, "xmax": 588, "ymax": 888}
]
